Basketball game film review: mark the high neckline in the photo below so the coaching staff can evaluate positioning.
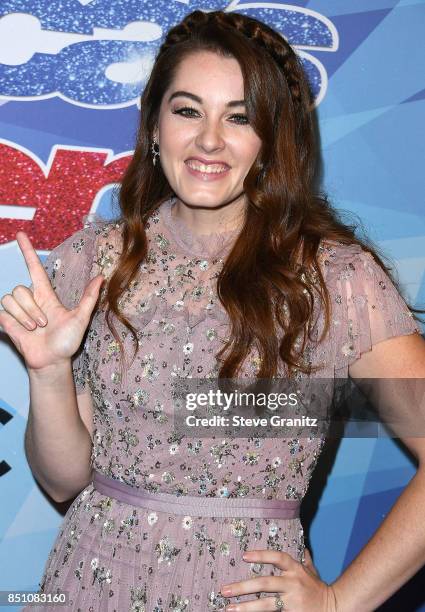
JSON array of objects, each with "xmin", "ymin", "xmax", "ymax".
[{"xmin": 159, "ymin": 197, "xmax": 240, "ymax": 259}]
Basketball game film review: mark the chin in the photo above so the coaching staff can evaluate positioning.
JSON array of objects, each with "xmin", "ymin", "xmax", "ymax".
[{"xmin": 175, "ymin": 190, "xmax": 233, "ymax": 209}]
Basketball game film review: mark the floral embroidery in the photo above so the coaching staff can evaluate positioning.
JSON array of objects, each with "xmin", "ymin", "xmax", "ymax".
[
  {"xmin": 182, "ymin": 516, "xmax": 193, "ymax": 530},
  {"xmin": 155, "ymin": 535, "xmax": 181, "ymax": 565},
  {"xmin": 130, "ymin": 585, "xmax": 147, "ymax": 612},
  {"xmin": 33, "ymin": 200, "xmax": 420, "ymax": 610}
]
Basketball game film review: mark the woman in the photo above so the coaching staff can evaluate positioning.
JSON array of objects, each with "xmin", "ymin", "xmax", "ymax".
[{"xmin": 2, "ymin": 9, "xmax": 425, "ymax": 612}]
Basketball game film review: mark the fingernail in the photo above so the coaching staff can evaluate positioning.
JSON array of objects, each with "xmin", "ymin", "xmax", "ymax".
[
  {"xmin": 226, "ymin": 606, "xmax": 238, "ymax": 612},
  {"xmin": 221, "ymin": 587, "xmax": 232, "ymax": 595},
  {"xmin": 37, "ymin": 316, "xmax": 47, "ymax": 326},
  {"xmin": 25, "ymin": 320, "xmax": 36, "ymax": 329}
]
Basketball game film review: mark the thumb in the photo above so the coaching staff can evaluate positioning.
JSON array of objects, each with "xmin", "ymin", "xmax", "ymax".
[
  {"xmin": 302, "ymin": 548, "xmax": 320, "ymax": 577},
  {"xmin": 75, "ymin": 274, "xmax": 105, "ymax": 322}
]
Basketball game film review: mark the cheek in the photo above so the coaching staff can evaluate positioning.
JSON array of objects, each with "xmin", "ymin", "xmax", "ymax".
[
  {"xmin": 230, "ymin": 132, "xmax": 262, "ymax": 163},
  {"xmin": 239, "ymin": 141, "xmax": 262, "ymax": 170},
  {"xmin": 160, "ymin": 119, "xmax": 192, "ymax": 155}
]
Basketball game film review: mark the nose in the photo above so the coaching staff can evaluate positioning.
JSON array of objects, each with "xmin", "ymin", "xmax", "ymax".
[{"xmin": 194, "ymin": 118, "xmax": 225, "ymax": 154}]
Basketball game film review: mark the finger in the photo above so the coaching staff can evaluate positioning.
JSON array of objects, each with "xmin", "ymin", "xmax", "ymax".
[
  {"xmin": 0, "ymin": 294, "xmax": 37, "ymax": 330},
  {"xmin": 221, "ymin": 575, "xmax": 285, "ymax": 598},
  {"xmin": 301, "ymin": 549, "xmax": 320, "ymax": 578},
  {"xmin": 11, "ymin": 285, "xmax": 48, "ymax": 326},
  {"xmin": 243, "ymin": 550, "xmax": 298, "ymax": 572},
  {"xmin": 74, "ymin": 274, "xmax": 105, "ymax": 323},
  {"xmin": 0, "ymin": 308, "xmax": 27, "ymax": 337},
  {"xmin": 224, "ymin": 594, "xmax": 289, "ymax": 611},
  {"xmin": 16, "ymin": 231, "xmax": 55, "ymax": 292}
]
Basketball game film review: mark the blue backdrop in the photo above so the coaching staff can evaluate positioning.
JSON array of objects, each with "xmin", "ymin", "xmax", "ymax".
[{"xmin": 0, "ymin": 1, "xmax": 424, "ymax": 610}]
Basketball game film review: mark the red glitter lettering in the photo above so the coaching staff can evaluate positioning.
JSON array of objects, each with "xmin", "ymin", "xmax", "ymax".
[{"xmin": 0, "ymin": 141, "xmax": 131, "ymax": 249}]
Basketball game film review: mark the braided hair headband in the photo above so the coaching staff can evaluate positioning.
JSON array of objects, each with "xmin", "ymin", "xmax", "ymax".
[{"xmin": 157, "ymin": 10, "xmax": 311, "ymax": 110}]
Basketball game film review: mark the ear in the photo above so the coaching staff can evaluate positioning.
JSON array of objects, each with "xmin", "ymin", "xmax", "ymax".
[{"xmin": 153, "ymin": 126, "xmax": 159, "ymax": 143}]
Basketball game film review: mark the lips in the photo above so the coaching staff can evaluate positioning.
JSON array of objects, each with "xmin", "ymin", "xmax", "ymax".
[
  {"xmin": 184, "ymin": 157, "xmax": 230, "ymax": 182},
  {"xmin": 185, "ymin": 157, "xmax": 230, "ymax": 176},
  {"xmin": 185, "ymin": 157, "xmax": 230, "ymax": 169},
  {"xmin": 186, "ymin": 161, "xmax": 227, "ymax": 174}
]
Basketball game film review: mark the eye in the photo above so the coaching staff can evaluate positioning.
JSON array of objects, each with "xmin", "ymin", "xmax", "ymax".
[
  {"xmin": 171, "ymin": 107, "xmax": 250, "ymax": 125},
  {"xmin": 172, "ymin": 106, "xmax": 200, "ymax": 118},
  {"xmin": 229, "ymin": 114, "xmax": 250, "ymax": 125}
]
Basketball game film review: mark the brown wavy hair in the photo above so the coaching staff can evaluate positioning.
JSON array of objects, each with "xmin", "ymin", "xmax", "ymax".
[{"xmin": 100, "ymin": 9, "xmax": 424, "ymax": 379}]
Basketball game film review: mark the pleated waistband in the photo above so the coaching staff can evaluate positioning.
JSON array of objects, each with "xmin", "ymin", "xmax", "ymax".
[{"xmin": 91, "ymin": 470, "xmax": 300, "ymax": 519}]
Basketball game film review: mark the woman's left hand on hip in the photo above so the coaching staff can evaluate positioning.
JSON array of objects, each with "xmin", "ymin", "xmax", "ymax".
[{"xmin": 220, "ymin": 548, "xmax": 337, "ymax": 611}]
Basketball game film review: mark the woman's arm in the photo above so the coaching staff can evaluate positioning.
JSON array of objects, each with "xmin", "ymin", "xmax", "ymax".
[
  {"xmin": 331, "ymin": 331, "xmax": 425, "ymax": 611},
  {"xmin": 10, "ymin": 228, "xmax": 99, "ymax": 504},
  {"xmin": 3, "ymin": 226, "xmax": 103, "ymax": 504},
  {"xmin": 25, "ymin": 361, "xmax": 94, "ymax": 503}
]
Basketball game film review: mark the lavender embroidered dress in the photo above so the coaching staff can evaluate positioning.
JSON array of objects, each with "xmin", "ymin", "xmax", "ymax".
[{"xmin": 25, "ymin": 197, "xmax": 422, "ymax": 612}]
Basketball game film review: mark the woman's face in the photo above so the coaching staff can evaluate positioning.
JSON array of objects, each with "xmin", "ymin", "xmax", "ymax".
[{"xmin": 156, "ymin": 50, "xmax": 262, "ymax": 210}]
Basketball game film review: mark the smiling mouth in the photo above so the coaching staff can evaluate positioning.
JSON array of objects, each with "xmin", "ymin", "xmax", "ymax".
[{"xmin": 185, "ymin": 160, "xmax": 230, "ymax": 174}]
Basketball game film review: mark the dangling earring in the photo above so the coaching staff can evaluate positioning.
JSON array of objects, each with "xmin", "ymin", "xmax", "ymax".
[{"xmin": 151, "ymin": 138, "xmax": 160, "ymax": 166}]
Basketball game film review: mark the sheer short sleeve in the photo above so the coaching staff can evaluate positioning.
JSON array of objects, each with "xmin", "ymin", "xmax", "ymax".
[
  {"xmin": 33, "ymin": 217, "xmax": 102, "ymax": 394},
  {"xmin": 322, "ymin": 242, "xmax": 423, "ymax": 374}
]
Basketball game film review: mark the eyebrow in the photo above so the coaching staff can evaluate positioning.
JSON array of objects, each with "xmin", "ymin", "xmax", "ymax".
[{"xmin": 168, "ymin": 90, "xmax": 246, "ymax": 108}]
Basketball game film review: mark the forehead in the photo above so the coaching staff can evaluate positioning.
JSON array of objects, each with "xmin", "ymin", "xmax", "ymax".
[{"xmin": 165, "ymin": 50, "xmax": 245, "ymax": 101}]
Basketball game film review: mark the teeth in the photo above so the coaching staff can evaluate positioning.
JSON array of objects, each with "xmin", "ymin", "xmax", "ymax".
[{"xmin": 186, "ymin": 161, "xmax": 228, "ymax": 174}]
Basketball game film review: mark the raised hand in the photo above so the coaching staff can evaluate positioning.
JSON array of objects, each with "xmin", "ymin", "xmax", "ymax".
[{"xmin": 0, "ymin": 231, "xmax": 105, "ymax": 371}]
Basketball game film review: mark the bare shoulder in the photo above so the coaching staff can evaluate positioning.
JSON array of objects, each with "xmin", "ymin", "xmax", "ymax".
[{"xmin": 349, "ymin": 331, "xmax": 425, "ymax": 379}]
